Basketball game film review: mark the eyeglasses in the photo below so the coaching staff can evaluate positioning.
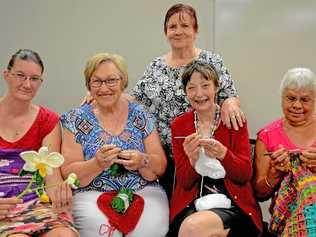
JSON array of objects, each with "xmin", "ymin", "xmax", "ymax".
[
  {"xmin": 9, "ymin": 71, "xmax": 43, "ymax": 83},
  {"xmin": 90, "ymin": 77, "xmax": 121, "ymax": 88},
  {"xmin": 284, "ymin": 95, "xmax": 314, "ymax": 104}
]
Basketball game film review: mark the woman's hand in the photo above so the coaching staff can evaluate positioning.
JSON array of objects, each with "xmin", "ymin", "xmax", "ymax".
[
  {"xmin": 199, "ymin": 138, "xmax": 227, "ymax": 160},
  {"xmin": 300, "ymin": 147, "xmax": 316, "ymax": 173},
  {"xmin": 183, "ymin": 133, "xmax": 201, "ymax": 167},
  {"xmin": 0, "ymin": 197, "xmax": 23, "ymax": 219},
  {"xmin": 46, "ymin": 182, "xmax": 72, "ymax": 213},
  {"xmin": 269, "ymin": 145, "xmax": 291, "ymax": 173},
  {"xmin": 116, "ymin": 150, "xmax": 148, "ymax": 171},
  {"xmin": 221, "ymin": 97, "xmax": 245, "ymax": 130},
  {"xmin": 95, "ymin": 144, "xmax": 122, "ymax": 169}
]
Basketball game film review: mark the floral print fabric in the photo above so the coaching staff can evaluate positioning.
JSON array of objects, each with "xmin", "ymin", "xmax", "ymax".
[
  {"xmin": 132, "ymin": 50, "xmax": 237, "ymax": 149},
  {"xmin": 0, "ymin": 200, "xmax": 77, "ymax": 237},
  {"xmin": 60, "ymin": 101, "xmax": 159, "ymax": 193},
  {"xmin": 0, "ymin": 107, "xmax": 77, "ymax": 236}
]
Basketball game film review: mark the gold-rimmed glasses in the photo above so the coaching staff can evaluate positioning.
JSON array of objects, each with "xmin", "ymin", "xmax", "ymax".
[{"xmin": 9, "ymin": 71, "xmax": 43, "ymax": 84}]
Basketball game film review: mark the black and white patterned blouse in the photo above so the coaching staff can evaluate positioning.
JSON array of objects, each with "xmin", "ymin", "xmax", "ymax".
[{"xmin": 132, "ymin": 50, "xmax": 237, "ymax": 150}]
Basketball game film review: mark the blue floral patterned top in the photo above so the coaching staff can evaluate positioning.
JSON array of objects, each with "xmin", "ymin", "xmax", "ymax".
[
  {"xmin": 132, "ymin": 50, "xmax": 237, "ymax": 149},
  {"xmin": 60, "ymin": 101, "xmax": 159, "ymax": 193}
]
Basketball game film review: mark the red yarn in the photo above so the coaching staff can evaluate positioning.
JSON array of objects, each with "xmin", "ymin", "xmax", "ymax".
[{"xmin": 97, "ymin": 191, "xmax": 144, "ymax": 234}]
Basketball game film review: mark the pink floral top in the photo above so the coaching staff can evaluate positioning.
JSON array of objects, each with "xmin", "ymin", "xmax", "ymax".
[{"xmin": 257, "ymin": 118, "xmax": 316, "ymax": 152}]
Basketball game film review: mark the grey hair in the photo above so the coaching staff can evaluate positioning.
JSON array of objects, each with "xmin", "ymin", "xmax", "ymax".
[{"xmin": 280, "ymin": 67, "xmax": 316, "ymax": 95}]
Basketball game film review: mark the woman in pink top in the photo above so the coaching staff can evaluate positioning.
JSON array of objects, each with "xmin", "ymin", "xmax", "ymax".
[{"xmin": 253, "ymin": 67, "xmax": 316, "ymax": 235}]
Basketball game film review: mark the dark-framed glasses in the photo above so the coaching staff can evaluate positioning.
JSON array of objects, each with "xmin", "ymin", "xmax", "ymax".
[
  {"xmin": 90, "ymin": 77, "xmax": 121, "ymax": 88},
  {"xmin": 9, "ymin": 71, "xmax": 43, "ymax": 83}
]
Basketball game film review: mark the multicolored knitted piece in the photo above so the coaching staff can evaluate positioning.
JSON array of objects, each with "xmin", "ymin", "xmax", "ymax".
[{"xmin": 270, "ymin": 157, "xmax": 316, "ymax": 236}]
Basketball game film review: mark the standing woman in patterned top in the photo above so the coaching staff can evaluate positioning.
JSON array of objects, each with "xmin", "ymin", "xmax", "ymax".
[
  {"xmin": 61, "ymin": 53, "xmax": 169, "ymax": 237},
  {"xmin": 132, "ymin": 3, "xmax": 245, "ymax": 198},
  {"xmin": 0, "ymin": 49, "xmax": 78, "ymax": 236}
]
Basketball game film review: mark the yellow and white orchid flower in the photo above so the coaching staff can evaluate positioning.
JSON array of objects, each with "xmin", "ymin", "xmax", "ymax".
[
  {"xmin": 20, "ymin": 146, "xmax": 64, "ymax": 177},
  {"xmin": 66, "ymin": 173, "xmax": 80, "ymax": 189}
]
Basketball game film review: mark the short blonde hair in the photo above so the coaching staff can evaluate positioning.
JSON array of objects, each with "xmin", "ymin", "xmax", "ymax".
[
  {"xmin": 84, "ymin": 53, "xmax": 128, "ymax": 90},
  {"xmin": 280, "ymin": 67, "xmax": 316, "ymax": 95}
]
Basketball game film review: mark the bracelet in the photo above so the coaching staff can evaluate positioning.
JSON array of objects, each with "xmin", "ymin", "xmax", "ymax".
[{"xmin": 264, "ymin": 176, "xmax": 273, "ymax": 189}]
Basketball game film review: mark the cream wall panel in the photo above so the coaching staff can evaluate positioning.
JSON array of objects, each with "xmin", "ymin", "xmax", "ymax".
[
  {"xmin": 0, "ymin": 0, "xmax": 213, "ymax": 113},
  {"xmin": 215, "ymin": 0, "xmax": 316, "ymax": 137},
  {"xmin": 2, "ymin": 1, "xmax": 315, "ymax": 135}
]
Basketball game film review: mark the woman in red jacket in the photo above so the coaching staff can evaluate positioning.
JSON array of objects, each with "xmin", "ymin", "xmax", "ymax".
[{"xmin": 168, "ymin": 61, "xmax": 262, "ymax": 237}]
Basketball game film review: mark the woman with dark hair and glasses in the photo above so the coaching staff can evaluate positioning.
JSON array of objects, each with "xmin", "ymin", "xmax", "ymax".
[
  {"xmin": 168, "ymin": 61, "xmax": 262, "ymax": 237},
  {"xmin": 61, "ymin": 53, "xmax": 169, "ymax": 237},
  {"xmin": 0, "ymin": 49, "xmax": 78, "ymax": 236}
]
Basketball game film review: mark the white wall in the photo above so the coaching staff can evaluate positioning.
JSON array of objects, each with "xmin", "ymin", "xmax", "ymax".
[
  {"xmin": 1, "ymin": 1, "xmax": 315, "ymax": 137},
  {"xmin": 2, "ymin": 0, "xmax": 315, "ymax": 139},
  {"xmin": 216, "ymin": 0, "xmax": 316, "ymax": 137},
  {"xmin": 0, "ymin": 0, "xmax": 213, "ymax": 113}
]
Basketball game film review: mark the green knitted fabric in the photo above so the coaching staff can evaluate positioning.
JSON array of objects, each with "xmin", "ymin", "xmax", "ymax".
[{"xmin": 111, "ymin": 188, "xmax": 134, "ymax": 213}]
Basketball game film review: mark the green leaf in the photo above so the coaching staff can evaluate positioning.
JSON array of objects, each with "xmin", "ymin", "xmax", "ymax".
[
  {"xmin": 19, "ymin": 169, "xmax": 31, "ymax": 177},
  {"xmin": 111, "ymin": 197, "xmax": 125, "ymax": 213},
  {"xmin": 35, "ymin": 171, "xmax": 44, "ymax": 186},
  {"xmin": 109, "ymin": 164, "xmax": 128, "ymax": 178},
  {"xmin": 74, "ymin": 179, "xmax": 80, "ymax": 187},
  {"xmin": 118, "ymin": 187, "xmax": 133, "ymax": 202},
  {"xmin": 37, "ymin": 188, "xmax": 44, "ymax": 195}
]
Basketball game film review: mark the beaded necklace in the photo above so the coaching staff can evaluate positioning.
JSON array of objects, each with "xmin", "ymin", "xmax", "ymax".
[{"xmin": 194, "ymin": 104, "xmax": 221, "ymax": 138}]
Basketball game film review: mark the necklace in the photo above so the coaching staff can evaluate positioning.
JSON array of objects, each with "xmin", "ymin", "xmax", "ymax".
[{"xmin": 194, "ymin": 104, "xmax": 221, "ymax": 138}]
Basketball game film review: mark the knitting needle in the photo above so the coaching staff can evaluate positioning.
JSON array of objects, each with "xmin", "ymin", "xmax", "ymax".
[{"xmin": 263, "ymin": 150, "xmax": 302, "ymax": 156}]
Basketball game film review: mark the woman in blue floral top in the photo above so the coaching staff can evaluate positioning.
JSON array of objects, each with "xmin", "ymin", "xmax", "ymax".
[
  {"xmin": 131, "ymin": 3, "xmax": 245, "ymax": 198},
  {"xmin": 61, "ymin": 53, "xmax": 169, "ymax": 237}
]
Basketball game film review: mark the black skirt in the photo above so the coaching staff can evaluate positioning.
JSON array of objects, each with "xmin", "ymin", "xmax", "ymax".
[{"xmin": 167, "ymin": 177, "xmax": 259, "ymax": 237}]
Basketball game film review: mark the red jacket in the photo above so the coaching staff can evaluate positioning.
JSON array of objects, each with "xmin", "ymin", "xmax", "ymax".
[{"xmin": 170, "ymin": 110, "xmax": 263, "ymax": 233}]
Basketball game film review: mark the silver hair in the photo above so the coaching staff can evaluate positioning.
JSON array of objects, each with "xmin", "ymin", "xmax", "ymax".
[{"xmin": 280, "ymin": 67, "xmax": 316, "ymax": 95}]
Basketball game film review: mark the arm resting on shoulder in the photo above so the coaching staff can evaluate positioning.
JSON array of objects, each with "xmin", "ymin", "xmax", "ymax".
[{"xmin": 221, "ymin": 97, "xmax": 245, "ymax": 131}]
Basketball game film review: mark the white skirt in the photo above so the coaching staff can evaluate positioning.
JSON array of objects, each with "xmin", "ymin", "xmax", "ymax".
[{"xmin": 73, "ymin": 186, "xmax": 169, "ymax": 237}]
